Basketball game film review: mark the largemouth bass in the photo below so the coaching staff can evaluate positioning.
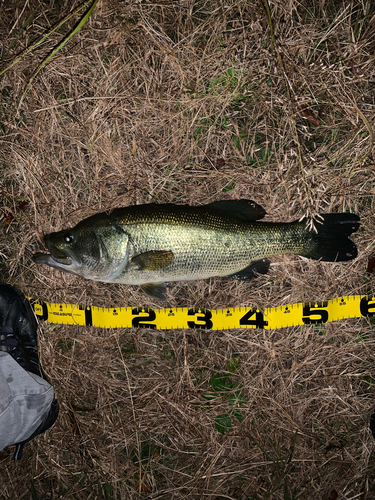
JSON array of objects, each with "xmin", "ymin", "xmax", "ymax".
[{"xmin": 33, "ymin": 200, "xmax": 360, "ymax": 300}]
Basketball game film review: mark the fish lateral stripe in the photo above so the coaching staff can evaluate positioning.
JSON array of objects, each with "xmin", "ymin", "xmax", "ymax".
[{"xmin": 28, "ymin": 295, "xmax": 375, "ymax": 330}]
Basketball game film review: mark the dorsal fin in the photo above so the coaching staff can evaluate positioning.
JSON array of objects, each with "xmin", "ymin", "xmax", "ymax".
[{"xmin": 205, "ymin": 200, "xmax": 266, "ymax": 221}]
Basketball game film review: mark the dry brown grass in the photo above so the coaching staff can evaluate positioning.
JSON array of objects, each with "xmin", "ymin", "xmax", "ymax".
[{"xmin": 0, "ymin": 0, "xmax": 375, "ymax": 498}]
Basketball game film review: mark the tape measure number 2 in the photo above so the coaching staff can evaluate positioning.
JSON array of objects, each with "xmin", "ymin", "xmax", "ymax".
[{"xmin": 29, "ymin": 295, "xmax": 375, "ymax": 330}]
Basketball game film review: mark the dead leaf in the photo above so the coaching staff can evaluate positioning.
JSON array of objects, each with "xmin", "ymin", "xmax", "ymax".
[
  {"xmin": 3, "ymin": 200, "xmax": 29, "ymax": 225},
  {"xmin": 297, "ymin": 104, "xmax": 321, "ymax": 126},
  {"xmin": 215, "ymin": 158, "xmax": 226, "ymax": 168}
]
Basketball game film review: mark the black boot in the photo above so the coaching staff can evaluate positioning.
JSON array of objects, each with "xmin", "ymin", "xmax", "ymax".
[{"xmin": 0, "ymin": 283, "xmax": 59, "ymax": 460}]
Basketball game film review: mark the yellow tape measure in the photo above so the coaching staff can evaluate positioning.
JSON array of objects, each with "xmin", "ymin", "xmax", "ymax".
[{"xmin": 29, "ymin": 295, "xmax": 375, "ymax": 330}]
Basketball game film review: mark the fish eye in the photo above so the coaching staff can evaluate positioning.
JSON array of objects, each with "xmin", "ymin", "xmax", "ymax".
[{"xmin": 64, "ymin": 233, "xmax": 74, "ymax": 243}]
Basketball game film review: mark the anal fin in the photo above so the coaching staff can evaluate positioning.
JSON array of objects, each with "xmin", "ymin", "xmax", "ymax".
[{"xmin": 228, "ymin": 259, "xmax": 270, "ymax": 280}]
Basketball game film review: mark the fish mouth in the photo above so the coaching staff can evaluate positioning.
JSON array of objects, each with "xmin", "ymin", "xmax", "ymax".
[{"xmin": 33, "ymin": 251, "xmax": 72, "ymax": 267}]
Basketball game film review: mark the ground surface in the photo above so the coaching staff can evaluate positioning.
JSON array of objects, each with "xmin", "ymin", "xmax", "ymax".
[{"xmin": 0, "ymin": 0, "xmax": 375, "ymax": 498}]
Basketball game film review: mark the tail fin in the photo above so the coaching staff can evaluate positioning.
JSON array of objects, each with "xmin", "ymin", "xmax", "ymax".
[{"xmin": 300, "ymin": 213, "xmax": 360, "ymax": 262}]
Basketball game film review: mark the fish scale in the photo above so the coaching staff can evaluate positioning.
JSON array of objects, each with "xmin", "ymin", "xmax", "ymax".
[{"xmin": 118, "ymin": 218, "xmax": 293, "ymax": 282}]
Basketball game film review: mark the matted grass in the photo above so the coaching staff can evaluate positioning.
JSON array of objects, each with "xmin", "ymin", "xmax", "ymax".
[{"xmin": 0, "ymin": 0, "xmax": 374, "ymax": 498}]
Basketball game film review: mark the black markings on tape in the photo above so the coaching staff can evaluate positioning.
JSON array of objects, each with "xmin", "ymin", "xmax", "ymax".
[
  {"xmin": 302, "ymin": 301, "xmax": 329, "ymax": 324},
  {"xmin": 131, "ymin": 307, "xmax": 156, "ymax": 329},
  {"xmin": 239, "ymin": 308, "xmax": 268, "ymax": 329},
  {"xmin": 360, "ymin": 296, "xmax": 375, "ymax": 317},
  {"xmin": 187, "ymin": 308, "xmax": 213, "ymax": 330},
  {"xmin": 84, "ymin": 306, "xmax": 93, "ymax": 327},
  {"xmin": 31, "ymin": 300, "xmax": 49, "ymax": 321}
]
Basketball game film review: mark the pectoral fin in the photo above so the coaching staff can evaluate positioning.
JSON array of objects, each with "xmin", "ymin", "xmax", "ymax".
[
  {"xmin": 140, "ymin": 282, "xmax": 167, "ymax": 300},
  {"xmin": 228, "ymin": 258, "xmax": 270, "ymax": 280},
  {"xmin": 131, "ymin": 250, "xmax": 174, "ymax": 271}
]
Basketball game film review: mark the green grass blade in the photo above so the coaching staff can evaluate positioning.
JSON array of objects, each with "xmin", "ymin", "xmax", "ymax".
[
  {"xmin": 1, "ymin": 8, "xmax": 40, "ymax": 62},
  {"xmin": 258, "ymin": 0, "xmax": 275, "ymax": 50},
  {"xmin": 0, "ymin": 0, "xmax": 94, "ymax": 78},
  {"xmin": 18, "ymin": 0, "xmax": 99, "ymax": 109}
]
